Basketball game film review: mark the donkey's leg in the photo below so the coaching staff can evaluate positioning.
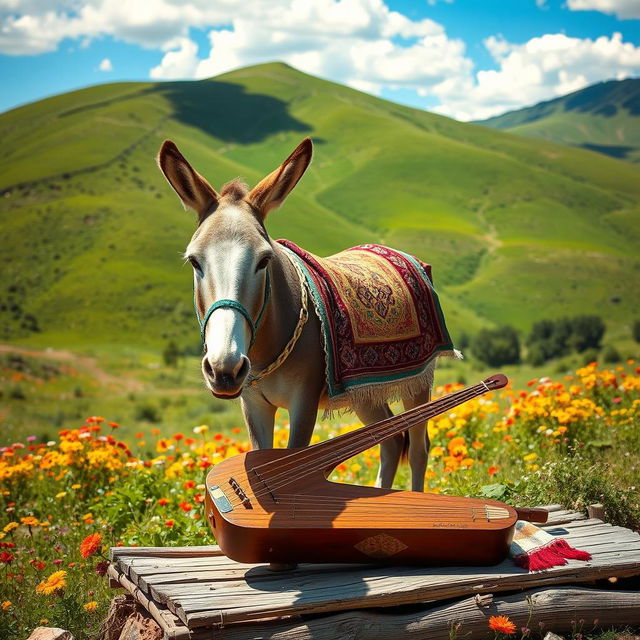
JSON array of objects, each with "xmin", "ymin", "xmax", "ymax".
[
  {"xmin": 240, "ymin": 393, "xmax": 277, "ymax": 450},
  {"xmin": 354, "ymin": 402, "xmax": 402, "ymax": 489},
  {"xmin": 287, "ymin": 394, "xmax": 320, "ymax": 448},
  {"xmin": 401, "ymin": 387, "xmax": 431, "ymax": 492}
]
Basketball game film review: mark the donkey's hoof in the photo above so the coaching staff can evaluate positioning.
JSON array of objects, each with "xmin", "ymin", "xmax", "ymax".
[{"xmin": 267, "ymin": 562, "xmax": 297, "ymax": 571}]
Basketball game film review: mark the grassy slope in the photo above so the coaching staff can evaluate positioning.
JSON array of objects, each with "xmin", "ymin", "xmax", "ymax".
[
  {"xmin": 477, "ymin": 78, "xmax": 640, "ymax": 163},
  {"xmin": 1, "ymin": 63, "xmax": 639, "ymax": 352}
]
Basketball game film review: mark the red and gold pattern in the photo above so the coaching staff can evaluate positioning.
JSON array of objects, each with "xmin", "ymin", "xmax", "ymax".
[{"xmin": 278, "ymin": 240, "xmax": 455, "ymax": 406}]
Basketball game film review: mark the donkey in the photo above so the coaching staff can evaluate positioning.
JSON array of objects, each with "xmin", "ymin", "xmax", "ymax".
[{"xmin": 158, "ymin": 137, "xmax": 446, "ymax": 492}]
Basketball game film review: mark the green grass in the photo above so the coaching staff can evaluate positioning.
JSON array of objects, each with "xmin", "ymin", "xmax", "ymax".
[{"xmin": 1, "ymin": 62, "xmax": 639, "ymax": 352}]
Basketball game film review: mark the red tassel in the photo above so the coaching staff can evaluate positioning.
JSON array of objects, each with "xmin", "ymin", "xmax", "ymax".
[{"xmin": 514, "ymin": 539, "xmax": 592, "ymax": 572}]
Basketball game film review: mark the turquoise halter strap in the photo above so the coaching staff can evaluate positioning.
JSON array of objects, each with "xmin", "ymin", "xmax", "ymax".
[{"xmin": 194, "ymin": 271, "xmax": 271, "ymax": 347}]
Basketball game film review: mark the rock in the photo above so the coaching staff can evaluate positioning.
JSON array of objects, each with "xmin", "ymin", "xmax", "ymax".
[
  {"xmin": 543, "ymin": 632, "xmax": 565, "ymax": 640},
  {"xmin": 27, "ymin": 628, "xmax": 74, "ymax": 640},
  {"xmin": 117, "ymin": 611, "xmax": 163, "ymax": 640}
]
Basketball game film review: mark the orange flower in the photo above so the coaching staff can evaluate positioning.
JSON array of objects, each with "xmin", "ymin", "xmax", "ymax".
[
  {"xmin": 36, "ymin": 570, "xmax": 67, "ymax": 595},
  {"xmin": 183, "ymin": 480, "xmax": 196, "ymax": 489},
  {"xmin": 79, "ymin": 533, "xmax": 103, "ymax": 559},
  {"xmin": 164, "ymin": 520, "xmax": 175, "ymax": 528},
  {"xmin": 488, "ymin": 616, "xmax": 517, "ymax": 635},
  {"xmin": 179, "ymin": 501, "xmax": 193, "ymax": 512},
  {"xmin": 487, "ymin": 465, "xmax": 500, "ymax": 477},
  {"xmin": 158, "ymin": 498, "xmax": 170, "ymax": 506},
  {"xmin": 83, "ymin": 601, "xmax": 98, "ymax": 611}
]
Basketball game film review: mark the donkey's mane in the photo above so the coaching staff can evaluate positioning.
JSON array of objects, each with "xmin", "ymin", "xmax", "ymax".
[{"xmin": 220, "ymin": 178, "xmax": 249, "ymax": 201}]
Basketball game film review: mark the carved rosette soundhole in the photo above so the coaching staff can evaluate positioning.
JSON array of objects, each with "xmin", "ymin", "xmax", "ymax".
[{"xmin": 354, "ymin": 533, "xmax": 408, "ymax": 558}]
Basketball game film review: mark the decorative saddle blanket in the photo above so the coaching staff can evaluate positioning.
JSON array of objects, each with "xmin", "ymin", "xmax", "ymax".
[{"xmin": 277, "ymin": 240, "xmax": 456, "ymax": 410}]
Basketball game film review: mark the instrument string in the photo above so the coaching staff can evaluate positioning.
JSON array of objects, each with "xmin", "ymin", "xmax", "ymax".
[
  {"xmin": 253, "ymin": 383, "xmax": 481, "ymax": 482},
  {"xmin": 224, "ymin": 385, "xmax": 483, "ymax": 506},
  {"xmin": 223, "ymin": 384, "xmax": 485, "ymax": 506},
  {"xmin": 223, "ymin": 386, "xmax": 480, "ymax": 507}
]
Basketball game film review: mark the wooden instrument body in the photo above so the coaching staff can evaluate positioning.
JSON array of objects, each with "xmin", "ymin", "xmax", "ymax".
[{"xmin": 205, "ymin": 449, "xmax": 519, "ymax": 566}]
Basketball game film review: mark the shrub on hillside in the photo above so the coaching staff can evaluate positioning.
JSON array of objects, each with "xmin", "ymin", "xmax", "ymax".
[
  {"xmin": 471, "ymin": 325, "xmax": 521, "ymax": 367},
  {"xmin": 527, "ymin": 315, "xmax": 605, "ymax": 364},
  {"xmin": 633, "ymin": 319, "xmax": 640, "ymax": 343}
]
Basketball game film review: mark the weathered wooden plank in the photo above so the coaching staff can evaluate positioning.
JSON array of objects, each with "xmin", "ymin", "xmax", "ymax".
[
  {"xmin": 179, "ymin": 548, "xmax": 640, "ymax": 627},
  {"xmin": 110, "ymin": 546, "xmax": 223, "ymax": 561},
  {"xmin": 109, "ymin": 513, "xmax": 640, "ymax": 630},
  {"xmin": 107, "ymin": 564, "xmax": 190, "ymax": 640},
  {"xmin": 187, "ymin": 587, "xmax": 640, "ymax": 640}
]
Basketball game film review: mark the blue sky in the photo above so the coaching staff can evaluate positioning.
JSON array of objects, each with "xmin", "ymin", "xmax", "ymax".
[{"xmin": 1, "ymin": 0, "xmax": 639, "ymax": 120}]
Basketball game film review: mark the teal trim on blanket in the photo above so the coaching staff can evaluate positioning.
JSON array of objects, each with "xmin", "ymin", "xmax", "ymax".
[{"xmin": 279, "ymin": 245, "xmax": 340, "ymax": 397}]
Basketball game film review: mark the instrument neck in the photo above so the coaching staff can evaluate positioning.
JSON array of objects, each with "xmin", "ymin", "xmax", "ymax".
[{"xmin": 310, "ymin": 381, "xmax": 489, "ymax": 472}]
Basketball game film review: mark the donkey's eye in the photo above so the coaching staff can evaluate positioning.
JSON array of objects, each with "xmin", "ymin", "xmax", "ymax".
[
  {"xmin": 189, "ymin": 257, "xmax": 202, "ymax": 274},
  {"xmin": 256, "ymin": 256, "xmax": 271, "ymax": 272}
]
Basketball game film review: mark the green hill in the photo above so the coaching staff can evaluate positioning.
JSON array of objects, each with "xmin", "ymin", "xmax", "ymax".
[
  {"xmin": 476, "ymin": 78, "xmax": 640, "ymax": 163},
  {"xmin": 1, "ymin": 62, "xmax": 639, "ymax": 352}
]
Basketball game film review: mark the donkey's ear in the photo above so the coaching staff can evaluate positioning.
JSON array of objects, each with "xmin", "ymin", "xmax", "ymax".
[
  {"xmin": 247, "ymin": 138, "xmax": 313, "ymax": 219},
  {"xmin": 157, "ymin": 140, "xmax": 219, "ymax": 221}
]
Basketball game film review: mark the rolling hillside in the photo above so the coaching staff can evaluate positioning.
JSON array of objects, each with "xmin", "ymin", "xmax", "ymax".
[
  {"xmin": 476, "ymin": 78, "xmax": 640, "ymax": 163},
  {"xmin": 1, "ymin": 62, "xmax": 639, "ymax": 351}
]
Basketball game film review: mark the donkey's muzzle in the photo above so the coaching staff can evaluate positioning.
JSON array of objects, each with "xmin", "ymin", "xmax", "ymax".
[{"xmin": 202, "ymin": 355, "xmax": 250, "ymax": 398}]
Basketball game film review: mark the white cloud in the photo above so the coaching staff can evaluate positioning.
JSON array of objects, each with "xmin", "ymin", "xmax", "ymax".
[
  {"xmin": 566, "ymin": 0, "xmax": 640, "ymax": 19},
  {"xmin": 2, "ymin": 0, "xmax": 639, "ymax": 123},
  {"xmin": 432, "ymin": 32, "xmax": 640, "ymax": 121},
  {"xmin": 98, "ymin": 57, "xmax": 112, "ymax": 71}
]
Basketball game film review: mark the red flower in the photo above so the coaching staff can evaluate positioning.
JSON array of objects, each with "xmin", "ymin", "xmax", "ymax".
[
  {"xmin": 487, "ymin": 466, "xmax": 500, "ymax": 477},
  {"xmin": 79, "ymin": 533, "xmax": 103, "ymax": 559},
  {"xmin": 0, "ymin": 552, "xmax": 13, "ymax": 564},
  {"xmin": 30, "ymin": 560, "xmax": 45, "ymax": 571},
  {"xmin": 95, "ymin": 561, "xmax": 110, "ymax": 576},
  {"xmin": 183, "ymin": 481, "xmax": 196, "ymax": 489},
  {"xmin": 179, "ymin": 502, "xmax": 193, "ymax": 513},
  {"xmin": 489, "ymin": 616, "xmax": 517, "ymax": 635},
  {"xmin": 108, "ymin": 422, "xmax": 119, "ymax": 429},
  {"xmin": 158, "ymin": 498, "xmax": 170, "ymax": 506},
  {"xmin": 164, "ymin": 520, "xmax": 175, "ymax": 528},
  {"xmin": 174, "ymin": 433, "xmax": 184, "ymax": 441},
  {"xmin": 194, "ymin": 493, "xmax": 205, "ymax": 504}
]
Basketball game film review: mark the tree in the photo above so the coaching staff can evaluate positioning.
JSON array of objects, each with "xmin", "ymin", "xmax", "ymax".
[
  {"xmin": 163, "ymin": 340, "xmax": 180, "ymax": 367},
  {"xmin": 568, "ymin": 315, "xmax": 605, "ymax": 353},
  {"xmin": 471, "ymin": 326, "xmax": 521, "ymax": 367},
  {"xmin": 633, "ymin": 320, "xmax": 640, "ymax": 344}
]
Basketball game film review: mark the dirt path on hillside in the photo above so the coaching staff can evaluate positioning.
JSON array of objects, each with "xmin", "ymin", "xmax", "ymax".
[{"xmin": 0, "ymin": 344, "xmax": 145, "ymax": 393}]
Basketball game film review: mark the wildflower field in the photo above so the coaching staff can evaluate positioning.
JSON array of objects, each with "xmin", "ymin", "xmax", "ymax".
[{"xmin": 1, "ymin": 361, "xmax": 639, "ymax": 639}]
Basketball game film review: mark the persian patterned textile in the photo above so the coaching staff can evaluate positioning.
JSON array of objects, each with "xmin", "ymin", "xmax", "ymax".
[
  {"xmin": 277, "ymin": 240, "xmax": 456, "ymax": 410},
  {"xmin": 511, "ymin": 521, "xmax": 591, "ymax": 571}
]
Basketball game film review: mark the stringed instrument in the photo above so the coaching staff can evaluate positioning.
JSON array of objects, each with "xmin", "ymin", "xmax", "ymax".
[{"xmin": 204, "ymin": 374, "xmax": 548, "ymax": 565}]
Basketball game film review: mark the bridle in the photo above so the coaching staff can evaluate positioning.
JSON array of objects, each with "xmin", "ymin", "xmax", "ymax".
[
  {"xmin": 193, "ymin": 247, "xmax": 309, "ymax": 385},
  {"xmin": 194, "ymin": 272, "xmax": 271, "ymax": 348}
]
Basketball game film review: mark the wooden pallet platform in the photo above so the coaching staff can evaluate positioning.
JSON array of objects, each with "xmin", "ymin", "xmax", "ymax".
[{"xmin": 108, "ymin": 506, "xmax": 640, "ymax": 639}]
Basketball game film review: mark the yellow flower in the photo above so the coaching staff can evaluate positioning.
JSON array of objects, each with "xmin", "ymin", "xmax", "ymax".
[
  {"xmin": 523, "ymin": 453, "xmax": 537, "ymax": 462},
  {"xmin": 55, "ymin": 491, "xmax": 67, "ymax": 499},
  {"xmin": 83, "ymin": 601, "xmax": 98, "ymax": 612},
  {"xmin": 71, "ymin": 484, "xmax": 81, "ymax": 490},
  {"xmin": 36, "ymin": 570, "xmax": 67, "ymax": 595},
  {"xmin": 193, "ymin": 425, "xmax": 209, "ymax": 434},
  {"xmin": 1, "ymin": 601, "xmax": 11, "ymax": 610},
  {"xmin": 40, "ymin": 619, "xmax": 48, "ymax": 624},
  {"xmin": 20, "ymin": 516, "xmax": 39, "ymax": 527},
  {"xmin": 350, "ymin": 463, "xmax": 362, "ymax": 473},
  {"xmin": 3, "ymin": 522, "xmax": 18, "ymax": 533}
]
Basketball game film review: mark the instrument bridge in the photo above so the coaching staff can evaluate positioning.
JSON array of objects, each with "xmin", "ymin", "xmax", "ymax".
[{"xmin": 484, "ymin": 505, "xmax": 510, "ymax": 521}]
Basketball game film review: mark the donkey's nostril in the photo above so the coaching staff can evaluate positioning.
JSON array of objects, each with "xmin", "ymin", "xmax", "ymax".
[
  {"xmin": 236, "ymin": 356, "xmax": 250, "ymax": 381},
  {"xmin": 202, "ymin": 357, "xmax": 215, "ymax": 381}
]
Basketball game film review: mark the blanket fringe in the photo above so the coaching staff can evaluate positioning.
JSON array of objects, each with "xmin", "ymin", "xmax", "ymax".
[
  {"xmin": 321, "ymin": 349, "xmax": 462, "ymax": 418},
  {"xmin": 513, "ymin": 538, "xmax": 592, "ymax": 572}
]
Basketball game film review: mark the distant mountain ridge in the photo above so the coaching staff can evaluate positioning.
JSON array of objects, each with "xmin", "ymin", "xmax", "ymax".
[
  {"xmin": 1, "ymin": 63, "xmax": 639, "ymax": 351},
  {"xmin": 475, "ymin": 78, "xmax": 640, "ymax": 162}
]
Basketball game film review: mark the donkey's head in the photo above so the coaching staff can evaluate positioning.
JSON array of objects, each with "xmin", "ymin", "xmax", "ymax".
[{"xmin": 157, "ymin": 138, "xmax": 313, "ymax": 398}]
